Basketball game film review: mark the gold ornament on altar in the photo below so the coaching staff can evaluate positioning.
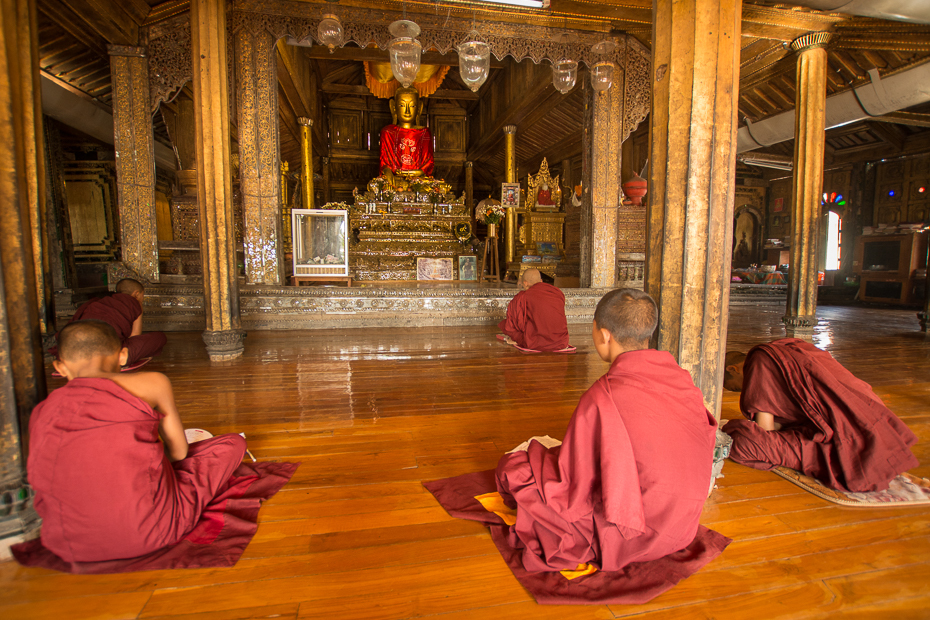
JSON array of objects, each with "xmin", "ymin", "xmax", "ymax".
[
  {"xmin": 453, "ymin": 222, "xmax": 472, "ymax": 242},
  {"xmin": 527, "ymin": 158, "xmax": 562, "ymax": 211}
]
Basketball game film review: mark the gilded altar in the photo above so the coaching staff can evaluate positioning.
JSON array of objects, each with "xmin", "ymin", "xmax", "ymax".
[
  {"xmin": 507, "ymin": 158, "xmax": 567, "ymax": 280},
  {"xmin": 345, "ymin": 181, "xmax": 474, "ymax": 281}
]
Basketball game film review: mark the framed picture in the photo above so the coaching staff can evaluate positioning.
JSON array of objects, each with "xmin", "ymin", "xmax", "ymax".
[
  {"xmin": 773, "ymin": 197, "xmax": 784, "ymax": 213},
  {"xmin": 292, "ymin": 209, "xmax": 349, "ymax": 277},
  {"xmin": 773, "ymin": 215, "xmax": 782, "ymax": 226},
  {"xmin": 416, "ymin": 257, "xmax": 454, "ymax": 281},
  {"xmin": 458, "ymin": 255, "xmax": 477, "ymax": 281},
  {"xmin": 501, "ymin": 182, "xmax": 520, "ymax": 207},
  {"xmin": 783, "ymin": 215, "xmax": 791, "ymax": 225}
]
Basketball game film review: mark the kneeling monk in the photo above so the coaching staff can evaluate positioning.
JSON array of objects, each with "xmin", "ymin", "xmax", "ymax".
[
  {"xmin": 722, "ymin": 338, "xmax": 918, "ymax": 492},
  {"xmin": 495, "ymin": 288, "xmax": 717, "ymax": 572},
  {"xmin": 29, "ymin": 320, "xmax": 246, "ymax": 563},
  {"xmin": 498, "ymin": 269, "xmax": 569, "ymax": 352}
]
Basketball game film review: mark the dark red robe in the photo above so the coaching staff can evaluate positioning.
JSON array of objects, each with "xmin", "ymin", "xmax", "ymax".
[
  {"xmin": 68, "ymin": 293, "xmax": 166, "ymax": 364},
  {"xmin": 28, "ymin": 378, "xmax": 246, "ymax": 563},
  {"xmin": 496, "ymin": 350, "xmax": 717, "ymax": 572},
  {"xmin": 498, "ymin": 282, "xmax": 569, "ymax": 352},
  {"xmin": 379, "ymin": 125, "xmax": 434, "ymax": 176},
  {"xmin": 723, "ymin": 338, "xmax": 919, "ymax": 492}
]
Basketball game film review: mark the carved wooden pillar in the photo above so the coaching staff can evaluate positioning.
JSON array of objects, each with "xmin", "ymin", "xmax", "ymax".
[
  {"xmin": 503, "ymin": 125, "xmax": 516, "ymax": 265},
  {"xmin": 581, "ymin": 80, "xmax": 623, "ymax": 288},
  {"xmin": 235, "ymin": 28, "xmax": 283, "ymax": 285},
  {"xmin": 321, "ymin": 156, "xmax": 330, "ymax": 204},
  {"xmin": 784, "ymin": 34, "xmax": 831, "ymax": 340},
  {"xmin": 109, "ymin": 44, "xmax": 159, "ymax": 283},
  {"xmin": 465, "ymin": 161, "xmax": 474, "ymax": 230},
  {"xmin": 280, "ymin": 161, "xmax": 292, "ymax": 254},
  {"xmin": 192, "ymin": 0, "xmax": 244, "ymax": 360},
  {"xmin": 646, "ymin": 0, "xmax": 742, "ymax": 418},
  {"xmin": 0, "ymin": 0, "xmax": 45, "ymax": 546},
  {"xmin": 299, "ymin": 117, "xmax": 314, "ymax": 209}
]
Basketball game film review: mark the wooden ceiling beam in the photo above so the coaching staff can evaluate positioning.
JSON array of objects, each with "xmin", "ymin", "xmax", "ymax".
[
  {"xmin": 56, "ymin": 0, "xmax": 141, "ymax": 45},
  {"xmin": 37, "ymin": 0, "xmax": 109, "ymax": 56},
  {"xmin": 301, "ymin": 44, "xmax": 506, "ymax": 68},
  {"xmin": 866, "ymin": 121, "xmax": 906, "ymax": 152},
  {"xmin": 871, "ymin": 111, "xmax": 930, "ymax": 129}
]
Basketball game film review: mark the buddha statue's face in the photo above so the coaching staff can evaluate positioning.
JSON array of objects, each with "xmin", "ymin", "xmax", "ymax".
[{"xmin": 393, "ymin": 88, "xmax": 419, "ymax": 127}]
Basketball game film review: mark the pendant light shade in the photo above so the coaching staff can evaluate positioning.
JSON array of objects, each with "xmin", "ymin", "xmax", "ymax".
[
  {"xmin": 317, "ymin": 14, "xmax": 344, "ymax": 53},
  {"xmin": 590, "ymin": 60, "xmax": 614, "ymax": 91},
  {"xmin": 388, "ymin": 20, "xmax": 422, "ymax": 88},
  {"xmin": 458, "ymin": 37, "xmax": 491, "ymax": 92},
  {"xmin": 552, "ymin": 60, "xmax": 578, "ymax": 94}
]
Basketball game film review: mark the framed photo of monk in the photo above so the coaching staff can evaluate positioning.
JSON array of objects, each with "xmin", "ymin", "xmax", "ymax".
[
  {"xmin": 417, "ymin": 257, "xmax": 453, "ymax": 281},
  {"xmin": 458, "ymin": 256, "xmax": 477, "ymax": 281},
  {"xmin": 501, "ymin": 183, "xmax": 520, "ymax": 208}
]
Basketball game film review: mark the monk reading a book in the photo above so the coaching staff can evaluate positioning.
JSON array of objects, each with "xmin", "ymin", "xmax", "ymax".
[
  {"xmin": 497, "ymin": 268, "xmax": 570, "ymax": 352},
  {"xmin": 495, "ymin": 288, "xmax": 717, "ymax": 572},
  {"xmin": 65, "ymin": 278, "xmax": 166, "ymax": 366},
  {"xmin": 29, "ymin": 320, "xmax": 247, "ymax": 563},
  {"xmin": 722, "ymin": 339, "xmax": 919, "ymax": 492}
]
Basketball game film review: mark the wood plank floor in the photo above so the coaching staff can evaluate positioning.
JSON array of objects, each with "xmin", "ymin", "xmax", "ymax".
[{"xmin": 2, "ymin": 303, "xmax": 928, "ymax": 619}]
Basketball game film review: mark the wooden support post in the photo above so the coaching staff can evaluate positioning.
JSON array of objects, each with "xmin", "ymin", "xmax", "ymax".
[
  {"xmin": 191, "ymin": 0, "xmax": 244, "ymax": 360},
  {"xmin": 299, "ymin": 117, "xmax": 314, "ymax": 209},
  {"xmin": 109, "ymin": 44, "xmax": 158, "ymax": 283},
  {"xmin": 784, "ymin": 34, "xmax": 831, "ymax": 340},
  {"xmin": 236, "ymin": 27, "xmax": 283, "ymax": 285},
  {"xmin": 465, "ymin": 161, "xmax": 474, "ymax": 231},
  {"xmin": 503, "ymin": 125, "xmax": 516, "ymax": 267},
  {"xmin": 321, "ymin": 156, "xmax": 330, "ymax": 205},
  {"xmin": 0, "ymin": 0, "xmax": 45, "ymax": 548},
  {"xmin": 646, "ymin": 0, "xmax": 742, "ymax": 418}
]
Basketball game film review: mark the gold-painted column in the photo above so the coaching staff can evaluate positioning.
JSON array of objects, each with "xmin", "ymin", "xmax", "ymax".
[
  {"xmin": 503, "ymin": 125, "xmax": 517, "ymax": 265},
  {"xmin": 299, "ymin": 117, "xmax": 315, "ymax": 209},
  {"xmin": 784, "ymin": 34, "xmax": 831, "ymax": 340},
  {"xmin": 582, "ymin": 78, "xmax": 623, "ymax": 288},
  {"xmin": 465, "ymin": 161, "xmax": 474, "ymax": 231},
  {"xmin": 109, "ymin": 44, "xmax": 159, "ymax": 283},
  {"xmin": 645, "ymin": 0, "xmax": 742, "ymax": 418},
  {"xmin": 280, "ymin": 161, "xmax": 292, "ymax": 254},
  {"xmin": 0, "ymin": 0, "xmax": 45, "ymax": 543},
  {"xmin": 192, "ymin": 0, "xmax": 244, "ymax": 360},
  {"xmin": 235, "ymin": 28, "xmax": 283, "ymax": 285}
]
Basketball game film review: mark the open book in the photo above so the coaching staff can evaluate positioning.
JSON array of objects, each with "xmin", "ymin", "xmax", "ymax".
[{"xmin": 506, "ymin": 435, "xmax": 563, "ymax": 454}]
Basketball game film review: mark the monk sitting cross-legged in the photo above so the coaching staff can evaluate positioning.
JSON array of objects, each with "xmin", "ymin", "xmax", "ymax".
[
  {"xmin": 29, "ymin": 320, "xmax": 247, "ymax": 563},
  {"xmin": 722, "ymin": 339, "xmax": 919, "ymax": 493},
  {"xmin": 495, "ymin": 288, "xmax": 717, "ymax": 573},
  {"xmin": 498, "ymin": 268, "xmax": 570, "ymax": 352},
  {"xmin": 64, "ymin": 277, "xmax": 166, "ymax": 366}
]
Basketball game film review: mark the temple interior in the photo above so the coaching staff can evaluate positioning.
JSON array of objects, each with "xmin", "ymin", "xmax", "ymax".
[{"xmin": 1, "ymin": 0, "xmax": 929, "ymax": 617}]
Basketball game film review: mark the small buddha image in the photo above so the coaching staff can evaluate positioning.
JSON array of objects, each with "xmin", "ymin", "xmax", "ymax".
[
  {"xmin": 537, "ymin": 181, "xmax": 554, "ymax": 206},
  {"xmin": 380, "ymin": 87, "xmax": 434, "ymax": 188}
]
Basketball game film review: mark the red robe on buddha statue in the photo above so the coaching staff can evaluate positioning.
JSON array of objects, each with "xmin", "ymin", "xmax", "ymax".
[{"xmin": 380, "ymin": 125, "xmax": 434, "ymax": 177}]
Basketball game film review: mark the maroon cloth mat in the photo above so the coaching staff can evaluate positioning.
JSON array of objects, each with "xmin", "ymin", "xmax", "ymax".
[
  {"xmin": 423, "ymin": 470, "xmax": 731, "ymax": 605},
  {"xmin": 12, "ymin": 460, "xmax": 298, "ymax": 574}
]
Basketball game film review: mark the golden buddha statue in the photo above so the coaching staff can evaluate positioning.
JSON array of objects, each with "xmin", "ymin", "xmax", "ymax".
[{"xmin": 380, "ymin": 87, "xmax": 434, "ymax": 188}]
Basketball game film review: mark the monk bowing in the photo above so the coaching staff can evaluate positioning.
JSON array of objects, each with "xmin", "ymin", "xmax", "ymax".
[
  {"xmin": 498, "ymin": 269, "xmax": 570, "ymax": 352},
  {"xmin": 495, "ymin": 288, "xmax": 717, "ymax": 572},
  {"xmin": 29, "ymin": 320, "xmax": 247, "ymax": 563},
  {"xmin": 66, "ymin": 278, "xmax": 166, "ymax": 366},
  {"xmin": 722, "ymin": 339, "xmax": 919, "ymax": 492}
]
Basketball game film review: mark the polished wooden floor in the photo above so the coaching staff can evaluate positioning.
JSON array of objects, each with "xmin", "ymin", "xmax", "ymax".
[{"xmin": 2, "ymin": 303, "xmax": 928, "ymax": 619}]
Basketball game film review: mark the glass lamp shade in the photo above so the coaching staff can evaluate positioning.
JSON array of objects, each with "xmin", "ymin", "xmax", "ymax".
[
  {"xmin": 318, "ymin": 14, "xmax": 344, "ymax": 53},
  {"xmin": 457, "ymin": 40, "xmax": 491, "ymax": 92},
  {"xmin": 590, "ymin": 60, "xmax": 614, "ymax": 91},
  {"xmin": 551, "ymin": 60, "xmax": 578, "ymax": 94},
  {"xmin": 389, "ymin": 37, "xmax": 422, "ymax": 88}
]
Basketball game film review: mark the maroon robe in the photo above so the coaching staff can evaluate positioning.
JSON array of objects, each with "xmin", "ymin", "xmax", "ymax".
[
  {"xmin": 723, "ymin": 338, "xmax": 919, "ymax": 492},
  {"xmin": 28, "ymin": 378, "xmax": 246, "ymax": 563},
  {"xmin": 498, "ymin": 282, "xmax": 569, "ymax": 352},
  {"xmin": 496, "ymin": 350, "xmax": 717, "ymax": 572},
  {"xmin": 68, "ymin": 293, "xmax": 166, "ymax": 364},
  {"xmin": 379, "ymin": 125, "xmax": 434, "ymax": 176}
]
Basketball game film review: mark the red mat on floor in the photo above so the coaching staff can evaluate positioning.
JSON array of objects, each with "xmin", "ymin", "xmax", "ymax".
[
  {"xmin": 496, "ymin": 334, "xmax": 576, "ymax": 354},
  {"xmin": 423, "ymin": 470, "xmax": 730, "ymax": 605},
  {"xmin": 12, "ymin": 461, "xmax": 298, "ymax": 574}
]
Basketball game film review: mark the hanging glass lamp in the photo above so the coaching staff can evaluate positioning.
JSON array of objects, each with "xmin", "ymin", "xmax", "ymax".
[
  {"xmin": 317, "ymin": 14, "xmax": 344, "ymax": 53},
  {"xmin": 458, "ymin": 33, "xmax": 491, "ymax": 92},
  {"xmin": 590, "ymin": 40, "xmax": 617, "ymax": 91},
  {"xmin": 552, "ymin": 59, "xmax": 578, "ymax": 94},
  {"xmin": 389, "ymin": 20, "xmax": 422, "ymax": 88}
]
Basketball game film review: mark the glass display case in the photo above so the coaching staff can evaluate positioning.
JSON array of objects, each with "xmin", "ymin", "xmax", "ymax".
[{"xmin": 291, "ymin": 209, "xmax": 350, "ymax": 279}]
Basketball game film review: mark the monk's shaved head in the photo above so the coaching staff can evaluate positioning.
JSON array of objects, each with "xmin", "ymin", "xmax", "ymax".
[
  {"xmin": 115, "ymin": 278, "xmax": 144, "ymax": 295},
  {"xmin": 725, "ymin": 350, "xmax": 747, "ymax": 368},
  {"xmin": 58, "ymin": 320, "xmax": 122, "ymax": 361},
  {"xmin": 594, "ymin": 288, "xmax": 657, "ymax": 348},
  {"xmin": 723, "ymin": 350, "xmax": 748, "ymax": 392},
  {"xmin": 521, "ymin": 269, "xmax": 542, "ymax": 287}
]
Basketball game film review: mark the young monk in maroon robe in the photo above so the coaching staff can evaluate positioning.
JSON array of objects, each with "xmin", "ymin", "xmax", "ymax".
[
  {"xmin": 66, "ymin": 278, "xmax": 166, "ymax": 366},
  {"xmin": 722, "ymin": 339, "xmax": 919, "ymax": 492},
  {"xmin": 498, "ymin": 268, "xmax": 570, "ymax": 352},
  {"xmin": 495, "ymin": 288, "xmax": 717, "ymax": 572},
  {"xmin": 29, "ymin": 320, "xmax": 247, "ymax": 563}
]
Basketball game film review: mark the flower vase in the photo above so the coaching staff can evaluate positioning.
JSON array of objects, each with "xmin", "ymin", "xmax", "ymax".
[{"xmin": 487, "ymin": 223, "xmax": 498, "ymax": 238}]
